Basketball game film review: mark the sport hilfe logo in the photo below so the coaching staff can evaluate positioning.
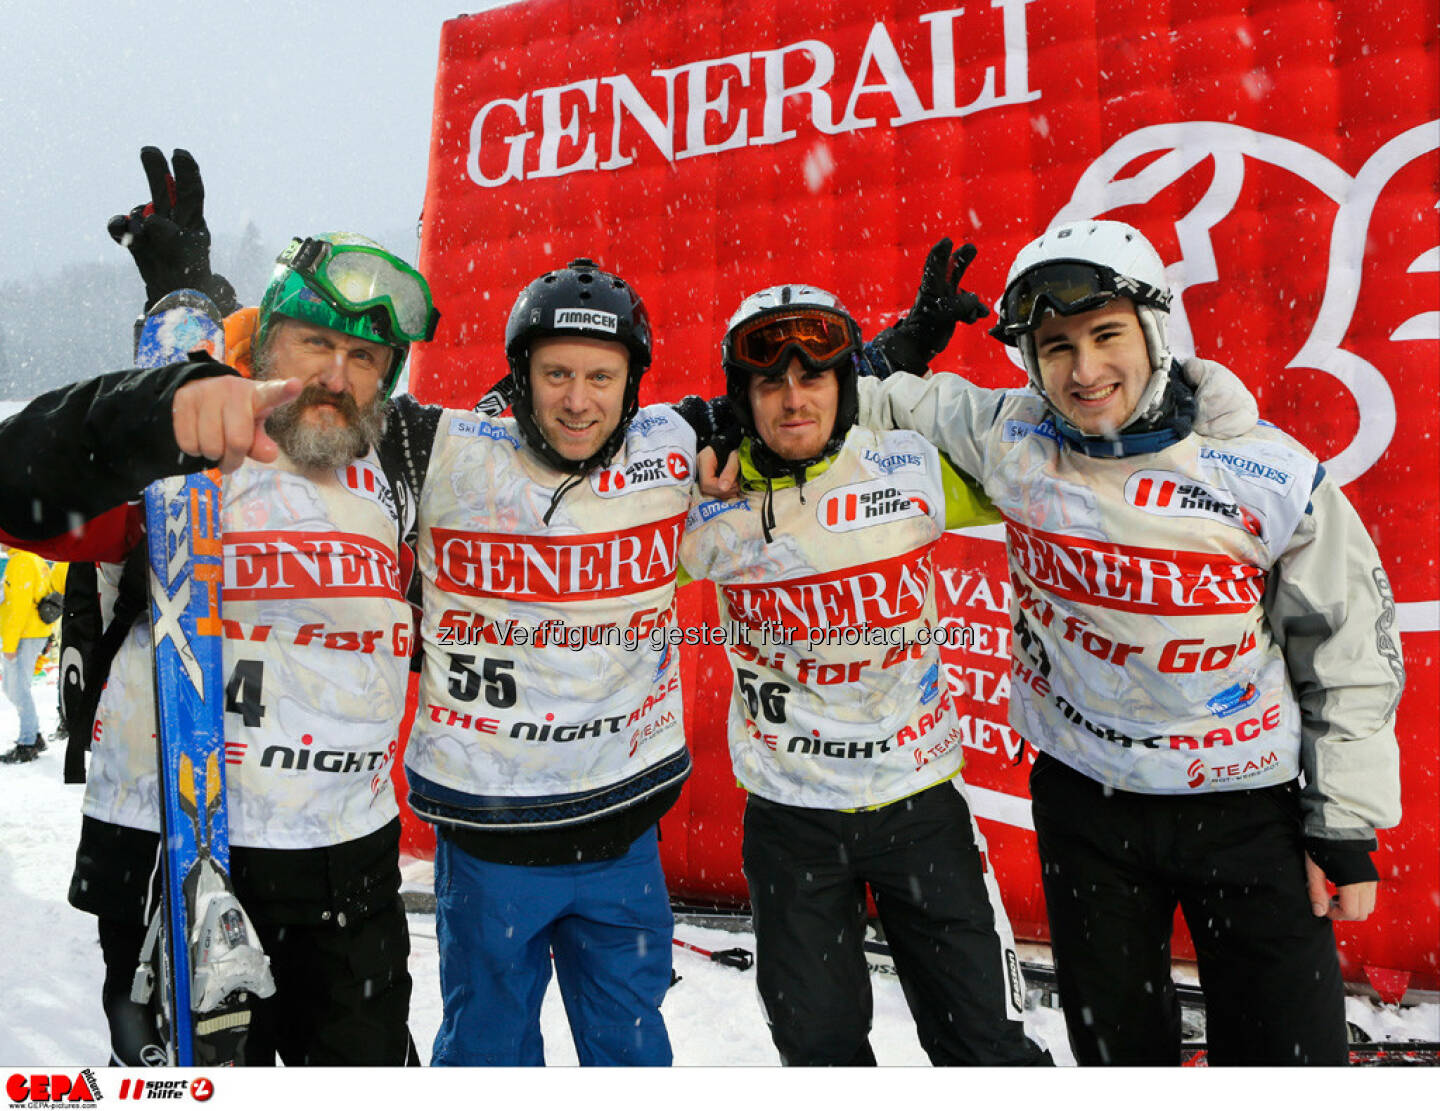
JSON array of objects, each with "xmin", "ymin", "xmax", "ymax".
[
  {"xmin": 818, "ymin": 482, "xmax": 928, "ymax": 533},
  {"xmin": 1125, "ymin": 471, "xmax": 1266, "ymax": 540},
  {"xmin": 113, "ymin": 1076, "xmax": 215, "ymax": 1101}
]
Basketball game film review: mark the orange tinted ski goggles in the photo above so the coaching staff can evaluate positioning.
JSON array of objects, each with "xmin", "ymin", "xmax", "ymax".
[{"xmin": 727, "ymin": 308, "xmax": 860, "ymax": 373}]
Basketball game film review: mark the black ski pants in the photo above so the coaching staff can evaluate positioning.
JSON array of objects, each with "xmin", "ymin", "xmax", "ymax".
[
  {"xmin": 79, "ymin": 816, "xmax": 418, "ymax": 1066},
  {"xmin": 98, "ymin": 896, "xmax": 417, "ymax": 1067},
  {"xmin": 1029, "ymin": 752, "xmax": 1348, "ymax": 1066},
  {"xmin": 741, "ymin": 780, "xmax": 1050, "ymax": 1066}
]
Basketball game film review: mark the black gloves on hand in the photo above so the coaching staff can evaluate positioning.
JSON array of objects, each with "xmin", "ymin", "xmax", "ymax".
[
  {"xmin": 106, "ymin": 147, "xmax": 239, "ymax": 316},
  {"xmin": 872, "ymin": 238, "xmax": 989, "ymax": 376},
  {"xmin": 673, "ymin": 394, "xmax": 743, "ymax": 461}
]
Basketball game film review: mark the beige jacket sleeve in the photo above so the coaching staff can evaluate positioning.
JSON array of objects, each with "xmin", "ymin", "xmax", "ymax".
[{"xmin": 1266, "ymin": 473, "xmax": 1404, "ymax": 848}]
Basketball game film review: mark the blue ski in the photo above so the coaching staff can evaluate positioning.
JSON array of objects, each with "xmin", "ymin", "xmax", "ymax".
[{"xmin": 138, "ymin": 290, "xmax": 272, "ymax": 1066}]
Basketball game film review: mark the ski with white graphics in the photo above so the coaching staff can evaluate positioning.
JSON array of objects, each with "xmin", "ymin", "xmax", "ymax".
[{"xmin": 136, "ymin": 289, "xmax": 274, "ymax": 1066}]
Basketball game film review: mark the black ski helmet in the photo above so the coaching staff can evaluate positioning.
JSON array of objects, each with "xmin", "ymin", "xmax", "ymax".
[
  {"xmin": 504, "ymin": 258, "xmax": 653, "ymax": 474},
  {"xmin": 721, "ymin": 284, "xmax": 862, "ymax": 476}
]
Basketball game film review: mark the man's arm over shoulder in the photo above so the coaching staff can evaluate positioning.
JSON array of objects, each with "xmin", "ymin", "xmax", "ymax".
[
  {"xmin": 855, "ymin": 373, "xmax": 1010, "ymax": 482},
  {"xmin": 1267, "ymin": 471, "xmax": 1404, "ymax": 884},
  {"xmin": 937, "ymin": 453, "xmax": 1000, "ymax": 530},
  {"xmin": 0, "ymin": 360, "xmax": 236, "ymax": 543},
  {"xmin": 383, "ymin": 392, "xmax": 445, "ymax": 501}
]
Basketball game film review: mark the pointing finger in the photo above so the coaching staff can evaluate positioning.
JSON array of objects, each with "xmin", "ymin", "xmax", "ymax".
[{"xmin": 252, "ymin": 377, "xmax": 304, "ymax": 421}]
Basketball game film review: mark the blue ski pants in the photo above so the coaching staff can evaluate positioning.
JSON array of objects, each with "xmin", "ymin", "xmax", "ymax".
[
  {"xmin": 2, "ymin": 636, "xmax": 45, "ymax": 746},
  {"xmin": 430, "ymin": 827, "xmax": 674, "ymax": 1066}
]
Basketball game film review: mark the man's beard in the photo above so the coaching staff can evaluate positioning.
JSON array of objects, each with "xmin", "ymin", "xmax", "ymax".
[{"xmin": 263, "ymin": 384, "xmax": 389, "ymax": 471}]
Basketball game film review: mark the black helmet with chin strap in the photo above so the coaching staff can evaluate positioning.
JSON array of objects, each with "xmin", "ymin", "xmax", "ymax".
[
  {"xmin": 503, "ymin": 258, "xmax": 652, "ymax": 474},
  {"xmin": 721, "ymin": 284, "xmax": 862, "ymax": 477}
]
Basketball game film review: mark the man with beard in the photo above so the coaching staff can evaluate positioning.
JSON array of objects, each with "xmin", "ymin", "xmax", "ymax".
[
  {"xmin": 0, "ymin": 190, "xmax": 437, "ymax": 1062},
  {"xmin": 4, "ymin": 146, "xmax": 736, "ymax": 1067}
]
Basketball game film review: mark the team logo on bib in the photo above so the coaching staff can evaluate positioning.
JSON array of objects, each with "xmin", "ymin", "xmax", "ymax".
[
  {"xmin": 1199, "ymin": 446, "xmax": 1292, "ymax": 488},
  {"xmin": 1125, "ymin": 471, "xmax": 1267, "ymax": 540},
  {"xmin": 818, "ymin": 481, "xmax": 929, "ymax": 532},
  {"xmin": 337, "ymin": 459, "xmax": 398, "ymax": 524},
  {"xmin": 449, "ymin": 416, "xmax": 521, "ymax": 449},
  {"xmin": 593, "ymin": 451, "xmax": 692, "ymax": 497},
  {"xmin": 860, "ymin": 448, "xmax": 924, "ymax": 475}
]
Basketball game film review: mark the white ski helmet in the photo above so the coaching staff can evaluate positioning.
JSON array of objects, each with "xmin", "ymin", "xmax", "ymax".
[
  {"xmin": 721, "ymin": 284, "xmax": 862, "ymax": 464},
  {"xmin": 992, "ymin": 220, "xmax": 1174, "ymax": 429}
]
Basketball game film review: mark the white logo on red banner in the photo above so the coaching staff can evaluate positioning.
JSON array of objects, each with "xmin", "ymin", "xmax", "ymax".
[
  {"xmin": 1057, "ymin": 121, "xmax": 1439, "ymax": 488},
  {"xmin": 433, "ymin": 514, "xmax": 686, "ymax": 601},
  {"xmin": 225, "ymin": 531, "xmax": 403, "ymax": 601},
  {"xmin": 722, "ymin": 544, "xmax": 936, "ymax": 632},
  {"xmin": 464, "ymin": 5, "xmax": 1040, "ymax": 188}
]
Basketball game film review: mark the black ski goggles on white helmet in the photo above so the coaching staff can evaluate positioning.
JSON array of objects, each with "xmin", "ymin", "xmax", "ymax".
[
  {"xmin": 726, "ymin": 307, "xmax": 860, "ymax": 374},
  {"xmin": 277, "ymin": 237, "xmax": 440, "ymax": 344},
  {"xmin": 991, "ymin": 261, "xmax": 1170, "ymax": 344}
]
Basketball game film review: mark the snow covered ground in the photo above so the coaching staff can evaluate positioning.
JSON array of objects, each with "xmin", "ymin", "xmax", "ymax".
[{"xmin": 1, "ymin": 667, "xmax": 1435, "ymax": 1077}]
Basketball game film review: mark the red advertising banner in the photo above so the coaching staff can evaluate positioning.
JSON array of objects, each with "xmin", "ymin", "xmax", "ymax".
[{"xmin": 409, "ymin": 0, "xmax": 1439, "ymax": 992}]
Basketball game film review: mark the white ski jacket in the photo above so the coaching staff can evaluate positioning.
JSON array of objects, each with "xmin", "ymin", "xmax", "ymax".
[
  {"xmin": 403, "ymin": 406, "xmax": 693, "ymax": 831},
  {"xmin": 678, "ymin": 426, "xmax": 998, "ymax": 810},
  {"xmin": 858, "ymin": 366, "xmax": 1403, "ymax": 850}
]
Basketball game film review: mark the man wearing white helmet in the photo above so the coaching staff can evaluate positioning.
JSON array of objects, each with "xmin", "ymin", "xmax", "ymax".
[
  {"xmin": 680, "ymin": 282, "xmax": 1051, "ymax": 1066},
  {"xmin": 858, "ymin": 221, "xmax": 1404, "ymax": 1065}
]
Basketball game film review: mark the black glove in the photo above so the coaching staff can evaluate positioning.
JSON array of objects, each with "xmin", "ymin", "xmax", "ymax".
[
  {"xmin": 872, "ymin": 238, "xmax": 989, "ymax": 376},
  {"xmin": 673, "ymin": 394, "xmax": 742, "ymax": 460},
  {"xmin": 106, "ymin": 147, "xmax": 239, "ymax": 316}
]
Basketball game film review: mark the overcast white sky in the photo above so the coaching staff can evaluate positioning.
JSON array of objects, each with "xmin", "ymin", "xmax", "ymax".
[{"xmin": 0, "ymin": 0, "xmax": 518, "ymax": 285}]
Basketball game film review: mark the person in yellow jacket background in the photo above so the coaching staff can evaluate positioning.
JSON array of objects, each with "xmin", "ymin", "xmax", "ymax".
[{"xmin": 1, "ymin": 548, "xmax": 62, "ymax": 763}]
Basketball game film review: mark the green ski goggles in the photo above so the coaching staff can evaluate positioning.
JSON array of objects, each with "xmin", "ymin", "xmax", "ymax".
[{"xmin": 275, "ymin": 237, "xmax": 440, "ymax": 344}]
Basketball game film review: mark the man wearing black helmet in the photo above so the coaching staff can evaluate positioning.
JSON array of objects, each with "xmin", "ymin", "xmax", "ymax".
[
  {"xmin": 679, "ymin": 283, "xmax": 1051, "ymax": 1066},
  {"xmin": 56, "ymin": 150, "xmax": 724, "ymax": 1066},
  {"xmin": 403, "ymin": 258, "xmax": 708, "ymax": 1067}
]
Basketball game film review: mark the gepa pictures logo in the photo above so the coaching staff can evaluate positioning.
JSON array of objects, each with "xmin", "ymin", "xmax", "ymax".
[{"xmin": 6, "ymin": 1071, "xmax": 101, "ymax": 1106}]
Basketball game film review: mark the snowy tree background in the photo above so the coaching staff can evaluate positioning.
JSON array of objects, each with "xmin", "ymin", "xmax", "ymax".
[{"xmin": 0, "ymin": 0, "xmax": 516, "ymax": 400}]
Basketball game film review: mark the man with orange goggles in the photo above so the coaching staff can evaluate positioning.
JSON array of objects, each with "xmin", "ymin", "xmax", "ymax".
[
  {"xmin": 724, "ymin": 305, "xmax": 861, "ymax": 374},
  {"xmin": 681, "ymin": 267, "xmax": 1051, "ymax": 1066}
]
